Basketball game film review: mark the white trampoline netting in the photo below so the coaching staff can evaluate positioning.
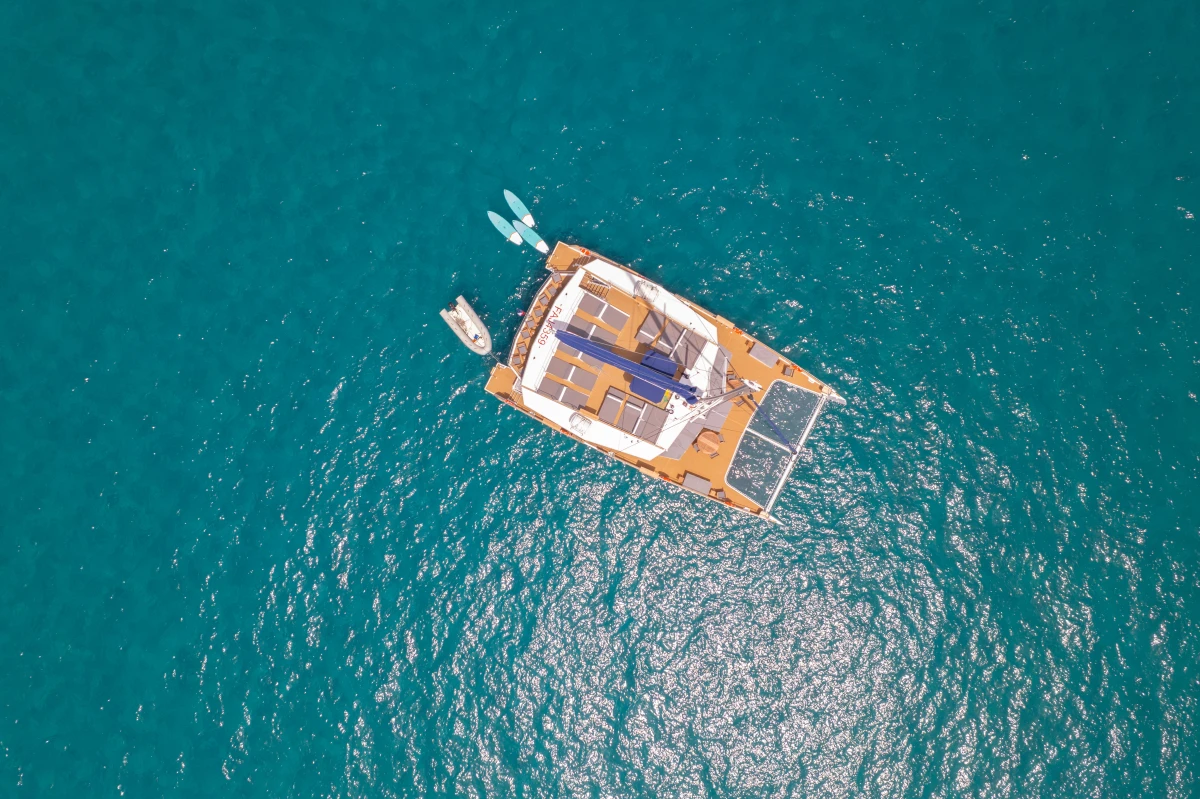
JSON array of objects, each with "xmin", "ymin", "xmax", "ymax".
[{"xmin": 726, "ymin": 381, "xmax": 827, "ymax": 511}]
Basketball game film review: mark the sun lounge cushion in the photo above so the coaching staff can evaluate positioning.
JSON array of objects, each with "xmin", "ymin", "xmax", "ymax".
[
  {"xmin": 634, "ymin": 405, "xmax": 669, "ymax": 441},
  {"xmin": 599, "ymin": 305, "xmax": 629, "ymax": 330},
  {"xmin": 708, "ymin": 348, "xmax": 730, "ymax": 394},
  {"xmin": 568, "ymin": 315, "xmax": 618, "ymax": 346},
  {"xmin": 571, "ymin": 368, "xmax": 597, "ymax": 391},
  {"xmin": 618, "ymin": 398, "xmax": 645, "ymax": 433},
  {"xmin": 598, "ymin": 388, "xmax": 623, "ymax": 425},
  {"xmin": 560, "ymin": 386, "xmax": 589, "ymax": 408},
  {"xmin": 578, "ymin": 293, "xmax": 607, "ymax": 319},
  {"xmin": 536, "ymin": 379, "xmax": 589, "ymax": 409},
  {"xmin": 558, "ymin": 343, "xmax": 604, "ymax": 371},
  {"xmin": 656, "ymin": 320, "xmax": 685, "ymax": 353},
  {"xmin": 673, "ymin": 330, "xmax": 706, "ymax": 369},
  {"xmin": 548, "ymin": 355, "xmax": 598, "ymax": 391},
  {"xmin": 682, "ymin": 472, "xmax": 712, "ymax": 495},
  {"xmin": 749, "ymin": 341, "xmax": 779, "ymax": 366},
  {"xmin": 578, "ymin": 292, "xmax": 629, "ymax": 332},
  {"xmin": 636, "ymin": 311, "xmax": 665, "ymax": 344},
  {"xmin": 535, "ymin": 380, "xmax": 561, "ymax": 403},
  {"xmin": 546, "ymin": 357, "xmax": 573, "ymax": 381}
]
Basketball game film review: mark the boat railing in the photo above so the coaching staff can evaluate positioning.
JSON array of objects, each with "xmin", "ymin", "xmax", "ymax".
[{"xmin": 508, "ymin": 270, "xmax": 573, "ymax": 374}]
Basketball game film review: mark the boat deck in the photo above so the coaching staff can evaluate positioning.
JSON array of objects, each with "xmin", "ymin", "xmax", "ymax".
[{"xmin": 486, "ymin": 242, "xmax": 835, "ymax": 518}]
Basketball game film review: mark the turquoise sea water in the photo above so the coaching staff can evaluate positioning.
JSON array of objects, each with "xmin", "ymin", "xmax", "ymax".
[{"xmin": 2, "ymin": 0, "xmax": 1198, "ymax": 795}]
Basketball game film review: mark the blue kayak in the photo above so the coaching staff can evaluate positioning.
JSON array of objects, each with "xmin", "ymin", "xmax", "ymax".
[
  {"xmin": 487, "ymin": 211, "xmax": 522, "ymax": 246},
  {"xmin": 504, "ymin": 190, "xmax": 535, "ymax": 228}
]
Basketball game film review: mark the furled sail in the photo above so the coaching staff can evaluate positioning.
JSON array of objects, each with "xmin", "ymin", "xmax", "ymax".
[{"xmin": 554, "ymin": 329, "xmax": 700, "ymax": 404}]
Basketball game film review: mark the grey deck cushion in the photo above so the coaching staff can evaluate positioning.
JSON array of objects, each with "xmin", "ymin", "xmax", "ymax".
[
  {"xmin": 558, "ymin": 343, "xmax": 605, "ymax": 372},
  {"xmin": 708, "ymin": 348, "xmax": 730, "ymax": 394},
  {"xmin": 673, "ymin": 330, "xmax": 706, "ymax": 369},
  {"xmin": 661, "ymin": 418, "xmax": 704, "ymax": 459},
  {"xmin": 548, "ymin": 355, "xmax": 599, "ymax": 391},
  {"xmin": 566, "ymin": 317, "xmax": 591, "ymax": 338},
  {"xmin": 635, "ymin": 405, "xmax": 669, "ymax": 441},
  {"xmin": 598, "ymin": 389, "xmax": 623, "ymax": 425},
  {"xmin": 595, "ymin": 387, "xmax": 670, "ymax": 442},
  {"xmin": 578, "ymin": 292, "xmax": 630, "ymax": 332},
  {"xmin": 547, "ymin": 357, "xmax": 574, "ymax": 380},
  {"xmin": 636, "ymin": 311, "xmax": 665, "ymax": 344},
  {"xmin": 578, "ymin": 293, "xmax": 606, "ymax": 318},
  {"xmin": 682, "ymin": 472, "xmax": 712, "ymax": 495},
  {"xmin": 560, "ymin": 386, "xmax": 589, "ymax": 409},
  {"xmin": 749, "ymin": 341, "xmax": 779, "ymax": 366},
  {"xmin": 568, "ymin": 314, "xmax": 618, "ymax": 346},
  {"xmin": 600, "ymin": 305, "xmax": 629, "ymax": 331},
  {"xmin": 657, "ymin": 320, "xmax": 685, "ymax": 353},
  {"xmin": 571, "ymin": 368, "xmax": 598, "ymax": 391},
  {"xmin": 536, "ymin": 380, "xmax": 567, "ymax": 403},
  {"xmin": 704, "ymin": 400, "xmax": 734, "ymax": 432},
  {"xmin": 536, "ymin": 378, "xmax": 589, "ymax": 409},
  {"xmin": 618, "ymin": 398, "xmax": 645, "ymax": 433}
]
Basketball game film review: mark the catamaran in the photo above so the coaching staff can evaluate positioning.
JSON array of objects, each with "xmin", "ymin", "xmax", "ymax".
[{"xmin": 484, "ymin": 241, "xmax": 844, "ymax": 521}]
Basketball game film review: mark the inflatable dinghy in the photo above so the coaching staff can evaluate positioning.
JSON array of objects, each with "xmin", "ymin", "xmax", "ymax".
[{"xmin": 440, "ymin": 296, "xmax": 492, "ymax": 355}]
